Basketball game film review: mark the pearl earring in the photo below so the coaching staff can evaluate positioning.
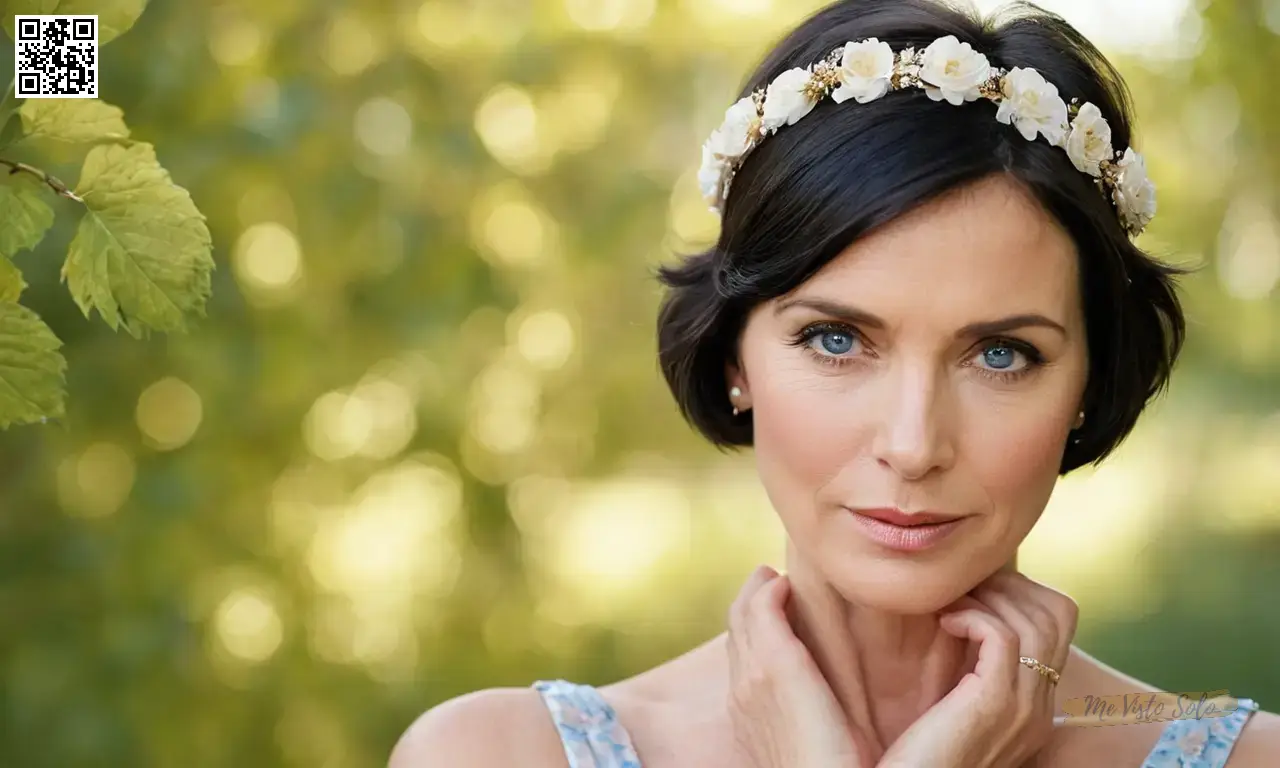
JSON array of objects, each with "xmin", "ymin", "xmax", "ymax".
[
  {"xmin": 1074, "ymin": 410, "xmax": 1085, "ymax": 429},
  {"xmin": 730, "ymin": 386, "xmax": 742, "ymax": 416}
]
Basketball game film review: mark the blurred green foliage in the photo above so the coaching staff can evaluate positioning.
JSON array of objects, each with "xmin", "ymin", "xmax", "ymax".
[
  {"xmin": 1, "ymin": 0, "xmax": 214, "ymax": 428},
  {"xmin": 0, "ymin": 0, "xmax": 1277, "ymax": 766}
]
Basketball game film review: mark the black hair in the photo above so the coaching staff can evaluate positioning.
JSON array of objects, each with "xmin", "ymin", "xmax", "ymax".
[{"xmin": 655, "ymin": 0, "xmax": 1185, "ymax": 474}]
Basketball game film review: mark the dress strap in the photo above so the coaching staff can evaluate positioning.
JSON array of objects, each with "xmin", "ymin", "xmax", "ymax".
[
  {"xmin": 1139, "ymin": 698, "xmax": 1260, "ymax": 767},
  {"xmin": 533, "ymin": 680, "xmax": 643, "ymax": 768}
]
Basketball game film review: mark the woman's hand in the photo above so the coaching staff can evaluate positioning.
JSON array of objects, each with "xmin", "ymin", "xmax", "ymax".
[
  {"xmin": 727, "ymin": 565, "xmax": 874, "ymax": 768},
  {"xmin": 876, "ymin": 570, "xmax": 1078, "ymax": 768}
]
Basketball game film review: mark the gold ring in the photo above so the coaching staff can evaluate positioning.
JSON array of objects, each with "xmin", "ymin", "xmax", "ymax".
[{"xmin": 1019, "ymin": 656, "xmax": 1061, "ymax": 685}]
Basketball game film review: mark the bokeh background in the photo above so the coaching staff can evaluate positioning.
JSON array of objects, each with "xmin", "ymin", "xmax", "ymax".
[{"xmin": 1, "ymin": 0, "xmax": 1278, "ymax": 765}]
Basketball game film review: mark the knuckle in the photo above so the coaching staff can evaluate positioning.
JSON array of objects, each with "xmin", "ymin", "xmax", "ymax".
[
  {"xmin": 1025, "ymin": 602, "xmax": 1057, "ymax": 634},
  {"xmin": 1056, "ymin": 594, "xmax": 1080, "ymax": 624},
  {"xmin": 993, "ymin": 623, "xmax": 1019, "ymax": 647}
]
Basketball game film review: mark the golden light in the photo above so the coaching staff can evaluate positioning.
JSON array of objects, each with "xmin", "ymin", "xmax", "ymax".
[
  {"xmin": 1021, "ymin": 430, "xmax": 1171, "ymax": 620},
  {"xmin": 474, "ymin": 84, "xmax": 552, "ymax": 174},
  {"xmin": 669, "ymin": 168, "xmax": 721, "ymax": 247},
  {"xmin": 354, "ymin": 96, "xmax": 413, "ymax": 157},
  {"xmin": 303, "ymin": 390, "xmax": 372, "ymax": 462},
  {"xmin": 1204, "ymin": 412, "xmax": 1280, "ymax": 531},
  {"xmin": 57, "ymin": 442, "xmax": 136, "ymax": 518},
  {"xmin": 468, "ymin": 355, "xmax": 541, "ymax": 455},
  {"xmin": 351, "ymin": 376, "xmax": 418, "ymax": 460},
  {"xmin": 540, "ymin": 58, "xmax": 621, "ymax": 154},
  {"xmin": 323, "ymin": 11, "xmax": 384, "ymax": 76},
  {"xmin": 469, "ymin": 181, "xmax": 560, "ymax": 268},
  {"xmin": 269, "ymin": 464, "xmax": 347, "ymax": 555},
  {"xmin": 213, "ymin": 587, "xmax": 284, "ymax": 663},
  {"xmin": 1217, "ymin": 193, "xmax": 1280, "ymax": 302},
  {"xmin": 416, "ymin": 1, "xmax": 470, "ymax": 50},
  {"xmin": 485, "ymin": 202, "xmax": 544, "ymax": 265},
  {"xmin": 232, "ymin": 221, "xmax": 304, "ymax": 297},
  {"xmin": 683, "ymin": 0, "xmax": 775, "ymax": 26},
  {"xmin": 207, "ymin": 10, "xmax": 263, "ymax": 67},
  {"xmin": 302, "ymin": 375, "xmax": 417, "ymax": 462},
  {"xmin": 532, "ymin": 477, "xmax": 693, "ymax": 624},
  {"xmin": 305, "ymin": 459, "xmax": 464, "ymax": 671},
  {"xmin": 710, "ymin": 0, "xmax": 774, "ymax": 16},
  {"xmin": 136, "ymin": 376, "xmax": 204, "ymax": 451},
  {"xmin": 564, "ymin": 0, "xmax": 655, "ymax": 32},
  {"xmin": 514, "ymin": 309, "xmax": 576, "ymax": 370}
]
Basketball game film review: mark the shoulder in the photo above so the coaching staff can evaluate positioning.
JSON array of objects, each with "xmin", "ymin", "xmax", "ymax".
[
  {"xmin": 389, "ymin": 686, "xmax": 568, "ymax": 768},
  {"xmin": 1225, "ymin": 706, "xmax": 1280, "ymax": 767}
]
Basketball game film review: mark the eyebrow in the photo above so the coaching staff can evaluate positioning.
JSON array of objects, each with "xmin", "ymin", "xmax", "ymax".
[{"xmin": 773, "ymin": 297, "xmax": 1068, "ymax": 338}]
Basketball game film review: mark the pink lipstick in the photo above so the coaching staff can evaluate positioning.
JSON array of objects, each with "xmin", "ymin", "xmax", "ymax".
[{"xmin": 846, "ymin": 507, "xmax": 968, "ymax": 552}]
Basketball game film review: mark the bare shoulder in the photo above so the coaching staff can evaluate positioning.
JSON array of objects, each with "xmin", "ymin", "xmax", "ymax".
[
  {"xmin": 1040, "ymin": 649, "xmax": 1277, "ymax": 767},
  {"xmin": 1226, "ymin": 707, "xmax": 1280, "ymax": 767},
  {"xmin": 389, "ymin": 687, "xmax": 566, "ymax": 768}
]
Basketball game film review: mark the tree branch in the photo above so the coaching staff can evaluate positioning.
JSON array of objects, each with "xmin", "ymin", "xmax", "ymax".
[{"xmin": 0, "ymin": 158, "xmax": 84, "ymax": 203}]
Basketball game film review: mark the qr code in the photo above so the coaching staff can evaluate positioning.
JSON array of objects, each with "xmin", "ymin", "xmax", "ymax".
[{"xmin": 14, "ymin": 15, "xmax": 98, "ymax": 99}]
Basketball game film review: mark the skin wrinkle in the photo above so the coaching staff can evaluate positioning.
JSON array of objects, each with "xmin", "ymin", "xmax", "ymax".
[{"xmin": 726, "ymin": 174, "xmax": 1089, "ymax": 753}]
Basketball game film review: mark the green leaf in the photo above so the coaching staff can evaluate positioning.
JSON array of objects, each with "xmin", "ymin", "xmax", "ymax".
[
  {"xmin": 0, "ymin": 301, "xmax": 66, "ymax": 428},
  {"xmin": 19, "ymin": 99, "xmax": 130, "ymax": 143},
  {"xmin": 57, "ymin": 0, "xmax": 149, "ymax": 44},
  {"xmin": 64, "ymin": 142, "xmax": 213, "ymax": 337},
  {"xmin": 0, "ymin": 173, "xmax": 55, "ymax": 257},
  {"xmin": 1, "ymin": 0, "xmax": 61, "ymax": 39},
  {"xmin": 0, "ymin": 257, "xmax": 26, "ymax": 301},
  {"xmin": 3, "ymin": 0, "xmax": 149, "ymax": 44}
]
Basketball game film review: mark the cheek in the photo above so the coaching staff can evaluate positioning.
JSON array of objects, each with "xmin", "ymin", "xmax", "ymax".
[
  {"xmin": 749, "ymin": 357, "xmax": 855, "ymax": 520},
  {"xmin": 970, "ymin": 410, "xmax": 1067, "ymax": 524}
]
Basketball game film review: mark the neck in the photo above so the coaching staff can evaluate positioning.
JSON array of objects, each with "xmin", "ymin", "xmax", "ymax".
[{"xmin": 783, "ymin": 540, "xmax": 994, "ymax": 757}]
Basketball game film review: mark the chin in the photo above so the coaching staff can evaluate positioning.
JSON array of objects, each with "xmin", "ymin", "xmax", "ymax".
[{"xmin": 819, "ymin": 545, "xmax": 994, "ymax": 615}]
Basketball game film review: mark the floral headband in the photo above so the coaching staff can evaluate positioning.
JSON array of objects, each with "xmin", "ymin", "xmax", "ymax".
[{"xmin": 698, "ymin": 35, "xmax": 1157, "ymax": 237}]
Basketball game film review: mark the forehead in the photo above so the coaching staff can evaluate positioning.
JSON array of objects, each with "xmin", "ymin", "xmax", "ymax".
[{"xmin": 789, "ymin": 176, "xmax": 1081, "ymax": 320}]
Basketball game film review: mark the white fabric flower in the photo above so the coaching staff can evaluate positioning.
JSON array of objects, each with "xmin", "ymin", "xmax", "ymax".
[
  {"xmin": 707, "ymin": 97, "xmax": 760, "ymax": 160},
  {"xmin": 831, "ymin": 39, "xmax": 896, "ymax": 105},
  {"xmin": 1064, "ymin": 102, "xmax": 1113, "ymax": 177},
  {"xmin": 1112, "ymin": 148, "xmax": 1157, "ymax": 233},
  {"xmin": 994, "ymin": 67, "xmax": 1068, "ymax": 144},
  {"xmin": 698, "ymin": 142, "xmax": 727, "ymax": 210},
  {"xmin": 762, "ymin": 67, "xmax": 819, "ymax": 130},
  {"xmin": 918, "ymin": 35, "xmax": 990, "ymax": 105}
]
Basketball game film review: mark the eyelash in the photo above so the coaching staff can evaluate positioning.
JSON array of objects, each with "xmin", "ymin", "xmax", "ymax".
[{"xmin": 786, "ymin": 321, "xmax": 1046, "ymax": 383}]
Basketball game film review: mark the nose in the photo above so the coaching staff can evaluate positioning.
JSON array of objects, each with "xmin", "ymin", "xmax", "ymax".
[{"xmin": 870, "ymin": 362, "xmax": 956, "ymax": 481}]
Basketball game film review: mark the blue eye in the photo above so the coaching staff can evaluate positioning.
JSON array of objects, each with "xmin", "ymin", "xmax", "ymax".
[
  {"xmin": 982, "ymin": 345, "xmax": 1017, "ymax": 370},
  {"xmin": 815, "ymin": 330, "xmax": 857, "ymax": 356}
]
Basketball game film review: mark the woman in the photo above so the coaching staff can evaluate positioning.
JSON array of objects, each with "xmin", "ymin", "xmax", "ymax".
[{"xmin": 392, "ymin": 1, "xmax": 1279, "ymax": 765}]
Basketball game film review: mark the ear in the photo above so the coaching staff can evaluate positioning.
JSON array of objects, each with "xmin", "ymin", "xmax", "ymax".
[{"xmin": 724, "ymin": 362, "xmax": 750, "ymax": 403}]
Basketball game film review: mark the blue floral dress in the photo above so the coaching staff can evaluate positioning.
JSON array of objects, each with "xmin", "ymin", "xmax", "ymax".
[{"xmin": 533, "ymin": 679, "xmax": 1260, "ymax": 768}]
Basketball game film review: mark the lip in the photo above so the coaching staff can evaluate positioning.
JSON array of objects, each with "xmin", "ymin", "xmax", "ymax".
[
  {"xmin": 845, "ymin": 507, "xmax": 969, "ymax": 552},
  {"xmin": 849, "ymin": 507, "xmax": 964, "ymax": 526}
]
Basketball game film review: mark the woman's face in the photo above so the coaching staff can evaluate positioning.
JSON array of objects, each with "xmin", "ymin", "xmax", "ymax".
[{"xmin": 730, "ymin": 175, "xmax": 1089, "ymax": 614}]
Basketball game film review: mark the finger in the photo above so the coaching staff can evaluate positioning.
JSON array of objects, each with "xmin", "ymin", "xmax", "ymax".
[
  {"xmin": 971, "ymin": 585, "xmax": 1053, "ymax": 660},
  {"xmin": 745, "ymin": 575, "xmax": 824, "ymax": 690},
  {"xmin": 746, "ymin": 572, "xmax": 795, "ymax": 657},
  {"xmin": 729, "ymin": 565, "xmax": 779, "ymax": 636},
  {"xmin": 938, "ymin": 608, "xmax": 1018, "ymax": 693},
  {"xmin": 984, "ymin": 573, "xmax": 1077, "ymax": 670},
  {"xmin": 971, "ymin": 586, "xmax": 1057, "ymax": 701},
  {"xmin": 729, "ymin": 565, "xmax": 779, "ymax": 659}
]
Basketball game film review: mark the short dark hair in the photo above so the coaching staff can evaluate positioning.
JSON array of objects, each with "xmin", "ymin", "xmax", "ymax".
[{"xmin": 655, "ymin": 0, "xmax": 1185, "ymax": 474}]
